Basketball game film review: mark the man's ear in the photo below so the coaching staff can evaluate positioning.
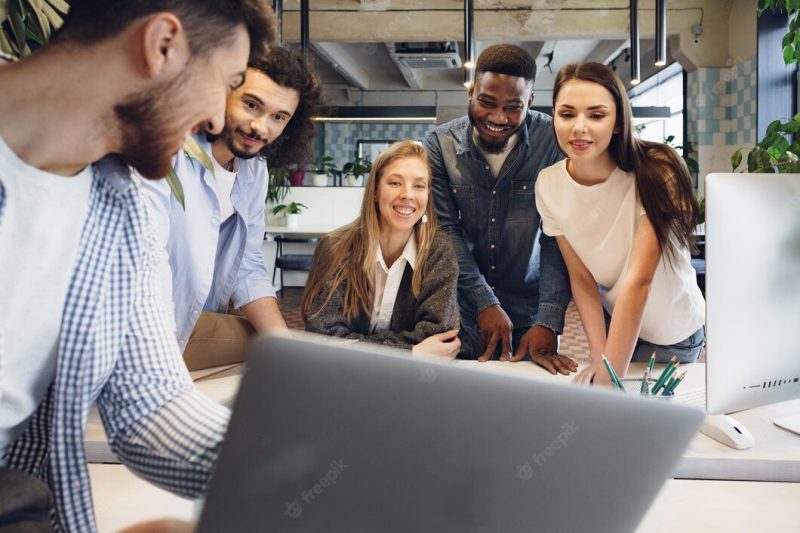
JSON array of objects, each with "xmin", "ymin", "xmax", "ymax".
[{"xmin": 141, "ymin": 13, "xmax": 189, "ymax": 79}]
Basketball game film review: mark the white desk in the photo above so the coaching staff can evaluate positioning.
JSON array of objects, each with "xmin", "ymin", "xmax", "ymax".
[
  {"xmin": 89, "ymin": 462, "xmax": 800, "ymax": 532},
  {"xmin": 88, "ymin": 359, "xmax": 800, "ymax": 531},
  {"xmin": 264, "ymin": 224, "xmax": 337, "ymax": 236}
]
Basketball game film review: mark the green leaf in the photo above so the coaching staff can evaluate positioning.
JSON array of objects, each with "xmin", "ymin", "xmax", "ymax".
[
  {"xmin": 731, "ymin": 148, "xmax": 743, "ymax": 171},
  {"xmin": 766, "ymin": 120, "xmax": 782, "ymax": 136},
  {"xmin": 166, "ymin": 169, "xmax": 186, "ymax": 210},
  {"xmin": 40, "ymin": 1, "xmax": 64, "ymax": 29},
  {"xmin": 45, "ymin": 0, "xmax": 70, "ymax": 13},
  {"xmin": 183, "ymin": 134, "xmax": 215, "ymax": 176},
  {"xmin": 785, "ymin": 44, "xmax": 795, "ymax": 63},
  {"xmin": 8, "ymin": 1, "xmax": 28, "ymax": 56}
]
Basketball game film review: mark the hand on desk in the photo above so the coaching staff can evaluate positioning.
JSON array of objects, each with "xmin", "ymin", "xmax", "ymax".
[
  {"xmin": 413, "ymin": 329, "xmax": 461, "ymax": 359},
  {"xmin": 572, "ymin": 363, "xmax": 613, "ymax": 387},
  {"xmin": 476, "ymin": 304, "xmax": 513, "ymax": 361},
  {"xmin": 509, "ymin": 325, "xmax": 578, "ymax": 375}
]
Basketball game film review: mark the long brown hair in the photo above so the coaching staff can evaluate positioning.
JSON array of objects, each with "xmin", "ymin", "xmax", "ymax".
[
  {"xmin": 553, "ymin": 62, "xmax": 700, "ymax": 262},
  {"xmin": 302, "ymin": 141, "xmax": 439, "ymax": 322}
]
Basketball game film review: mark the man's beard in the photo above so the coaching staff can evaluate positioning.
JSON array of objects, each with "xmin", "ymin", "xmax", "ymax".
[
  {"xmin": 215, "ymin": 125, "xmax": 266, "ymax": 160},
  {"xmin": 467, "ymin": 105, "xmax": 519, "ymax": 155},
  {"xmin": 114, "ymin": 70, "xmax": 190, "ymax": 180}
]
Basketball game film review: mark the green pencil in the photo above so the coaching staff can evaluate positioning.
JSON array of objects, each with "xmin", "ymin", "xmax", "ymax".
[
  {"xmin": 664, "ymin": 371, "xmax": 687, "ymax": 395},
  {"xmin": 661, "ymin": 375, "xmax": 678, "ymax": 396},
  {"xmin": 601, "ymin": 355, "xmax": 625, "ymax": 391},
  {"xmin": 651, "ymin": 356, "xmax": 678, "ymax": 394},
  {"xmin": 647, "ymin": 352, "xmax": 656, "ymax": 375},
  {"xmin": 640, "ymin": 370, "xmax": 650, "ymax": 396}
]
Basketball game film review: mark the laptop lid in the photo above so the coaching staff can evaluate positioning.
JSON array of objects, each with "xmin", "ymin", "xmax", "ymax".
[{"xmin": 199, "ymin": 333, "xmax": 703, "ymax": 533}]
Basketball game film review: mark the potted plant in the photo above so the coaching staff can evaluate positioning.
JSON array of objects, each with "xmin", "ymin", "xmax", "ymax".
[
  {"xmin": 312, "ymin": 154, "xmax": 337, "ymax": 187},
  {"xmin": 342, "ymin": 155, "xmax": 372, "ymax": 186},
  {"xmin": 272, "ymin": 201, "xmax": 308, "ymax": 228},
  {"xmin": 730, "ymin": 1, "xmax": 800, "ymax": 174},
  {"xmin": 267, "ymin": 166, "xmax": 291, "ymax": 205}
]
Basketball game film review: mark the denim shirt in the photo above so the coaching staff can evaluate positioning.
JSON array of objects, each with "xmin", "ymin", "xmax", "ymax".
[
  {"xmin": 142, "ymin": 135, "xmax": 275, "ymax": 348},
  {"xmin": 423, "ymin": 111, "xmax": 570, "ymax": 333}
]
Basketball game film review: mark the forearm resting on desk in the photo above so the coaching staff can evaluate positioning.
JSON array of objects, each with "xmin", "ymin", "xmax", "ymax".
[{"xmin": 241, "ymin": 296, "xmax": 287, "ymax": 332}]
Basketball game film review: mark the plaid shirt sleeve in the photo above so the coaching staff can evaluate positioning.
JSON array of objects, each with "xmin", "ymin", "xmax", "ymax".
[{"xmin": 95, "ymin": 183, "xmax": 230, "ymax": 498}]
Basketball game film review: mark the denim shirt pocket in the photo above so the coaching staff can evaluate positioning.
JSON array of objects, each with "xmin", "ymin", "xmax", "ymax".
[
  {"xmin": 508, "ymin": 180, "xmax": 537, "ymax": 223},
  {"xmin": 450, "ymin": 184, "xmax": 476, "ymax": 224}
]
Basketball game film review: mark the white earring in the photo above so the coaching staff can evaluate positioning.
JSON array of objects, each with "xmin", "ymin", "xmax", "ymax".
[{"xmin": 421, "ymin": 213, "xmax": 428, "ymax": 224}]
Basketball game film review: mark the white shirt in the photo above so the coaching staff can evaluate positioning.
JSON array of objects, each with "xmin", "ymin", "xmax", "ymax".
[
  {"xmin": 481, "ymin": 130, "xmax": 519, "ymax": 179},
  {"xmin": 535, "ymin": 159, "xmax": 704, "ymax": 345},
  {"xmin": 0, "ymin": 136, "xmax": 92, "ymax": 455},
  {"xmin": 211, "ymin": 156, "xmax": 237, "ymax": 221},
  {"xmin": 369, "ymin": 236, "xmax": 418, "ymax": 333}
]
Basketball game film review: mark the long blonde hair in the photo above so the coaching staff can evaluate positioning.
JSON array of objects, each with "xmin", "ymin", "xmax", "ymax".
[{"xmin": 302, "ymin": 140, "xmax": 439, "ymax": 322}]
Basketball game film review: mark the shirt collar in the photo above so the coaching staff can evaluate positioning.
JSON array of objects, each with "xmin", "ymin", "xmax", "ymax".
[{"xmin": 376, "ymin": 232, "xmax": 418, "ymax": 272}]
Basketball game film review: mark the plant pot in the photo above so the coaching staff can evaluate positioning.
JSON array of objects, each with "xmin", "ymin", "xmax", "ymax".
[
  {"xmin": 312, "ymin": 173, "xmax": 329, "ymax": 187},
  {"xmin": 286, "ymin": 213, "xmax": 300, "ymax": 228},
  {"xmin": 289, "ymin": 170, "xmax": 305, "ymax": 186},
  {"xmin": 346, "ymin": 174, "xmax": 363, "ymax": 187}
]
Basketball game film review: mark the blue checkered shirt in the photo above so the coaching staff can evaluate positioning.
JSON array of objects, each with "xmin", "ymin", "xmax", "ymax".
[{"xmin": 0, "ymin": 157, "xmax": 230, "ymax": 532}]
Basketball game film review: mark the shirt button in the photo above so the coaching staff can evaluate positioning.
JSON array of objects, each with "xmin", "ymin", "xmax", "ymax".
[
  {"xmin": 523, "ymin": 185, "xmax": 527, "ymax": 190},
  {"xmin": 491, "ymin": 286, "xmax": 495, "ymax": 290},
  {"xmin": 72, "ymin": 480, "xmax": 82, "ymax": 490},
  {"xmin": 491, "ymin": 265, "xmax": 496, "ymax": 270},
  {"xmin": 485, "ymin": 165, "xmax": 490, "ymax": 170},
  {"xmin": 490, "ymin": 244, "xmax": 495, "ymax": 249},
  {"xmin": 452, "ymin": 189, "xmax": 457, "ymax": 194},
  {"xmin": 192, "ymin": 309, "xmax": 199, "ymax": 316},
  {"xmin": 491, "ymin": 218, "xmax": 495, "ymax": 223},
  {"xmin": 211, "ymin": 217, "xmax": 219, "ymax": 224},
  {"xmin": 492, "ymin": 190, "xmax": 497, "ymax": 195}
]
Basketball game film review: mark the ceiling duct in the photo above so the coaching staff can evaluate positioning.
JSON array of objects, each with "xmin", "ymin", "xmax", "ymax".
[{"xmin": 392, "ymin": 42, "xmax": 462, "ymax": 70}]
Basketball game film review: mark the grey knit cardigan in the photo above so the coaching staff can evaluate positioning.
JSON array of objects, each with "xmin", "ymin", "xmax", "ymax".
[{"xmin": 304, "ymin": 228, "xmax": 459, "ymax": 348}]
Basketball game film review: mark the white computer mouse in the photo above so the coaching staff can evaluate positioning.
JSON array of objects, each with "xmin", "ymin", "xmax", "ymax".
[{"xmin": 700, "ymin": 414, "xmax": 755, "ymax": 450}]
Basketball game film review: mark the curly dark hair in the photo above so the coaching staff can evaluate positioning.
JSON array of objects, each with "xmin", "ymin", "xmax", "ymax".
[
  {"xmin": 250, "ymin": 46, "xmax": 327, "ymax": 168},
  {"xmin": 475, "ymin": 44, "xmax": 537, "ymax": 83}
]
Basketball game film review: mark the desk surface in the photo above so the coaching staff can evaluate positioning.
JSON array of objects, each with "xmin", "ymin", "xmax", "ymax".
[
  {"xmin": 264, "ymin": 224, "xmax": 337, "ymax": 236},
  {"xmin": 88, "ymin": 358, "xmax": 800, "ymax": 531},
  {"xmin": 86, "ymin": 360, "xmax": 800, "ymax": 481},
  {"xmin": 89, "ymin": 464, "xmax": 800, "ymax": 533}
]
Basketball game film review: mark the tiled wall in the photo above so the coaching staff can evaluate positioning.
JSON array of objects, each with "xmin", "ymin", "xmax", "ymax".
[
  {"xmin": 686, "ymin": 57, "xmax": 757, "ymax": 193},
  {"xmin": 686, "ymin": 57, "xmax": 757, "ymax": 148},
  {"xmin": 322, "ymin": 122, "xmax": 435, "ymax": 168}
]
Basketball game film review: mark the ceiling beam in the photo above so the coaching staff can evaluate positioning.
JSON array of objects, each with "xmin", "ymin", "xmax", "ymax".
[
  {"xmin": 281, "ymin": 7, "xmax": 707, "ymax": 42},
  {"xmin": 311, "ymin": 42, "xmax": 372, "ymax": 89},
  {"xmin": 584, "ymin": 39, "xmax": 629, "ymax": 64}
]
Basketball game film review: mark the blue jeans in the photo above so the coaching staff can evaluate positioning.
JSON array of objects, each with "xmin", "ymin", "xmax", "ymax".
[{"xmin": 603, "ymin": 310, "xmax": 705, "ymax": 364}]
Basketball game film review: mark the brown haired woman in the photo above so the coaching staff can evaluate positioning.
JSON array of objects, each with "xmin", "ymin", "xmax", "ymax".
[
  {"xmin": 535, "ymin": 63, "xmax": 705, "ymax": 386},
  {"xmin": 302, "ymin": 140, "xmax": 461, "ymax": 357}
]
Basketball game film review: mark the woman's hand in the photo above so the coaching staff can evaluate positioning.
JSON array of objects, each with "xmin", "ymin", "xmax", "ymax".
[
  {"xmin": 413, "ymin": 330, "xmax": 461, "ymax": 359},
  {"xmin": 572, "ymin": 361, "xmax": 614, "ymax": 387}
]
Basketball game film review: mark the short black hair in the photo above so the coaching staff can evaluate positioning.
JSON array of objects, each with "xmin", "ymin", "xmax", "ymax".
[
  {"xmin": 252, "ymin": 47, "xmax": 328, "ymax": 169},
  {"xmin": 54, "ymin": 0, "xmax": 277, "ymax": 59},
  {"xmin": 475, "ymin": 44, "xmax": 537, "ymax": 82}
]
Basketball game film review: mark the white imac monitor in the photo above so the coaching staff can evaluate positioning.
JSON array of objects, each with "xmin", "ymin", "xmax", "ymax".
[{"xmin": 705, "ymin": 172, "xmax": 800, "ymax": 433}]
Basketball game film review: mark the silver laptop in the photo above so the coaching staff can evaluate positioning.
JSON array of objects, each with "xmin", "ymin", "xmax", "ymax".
[{"xmin": 198, "ymin": 333, "xmax": 703, "ymax": 533}]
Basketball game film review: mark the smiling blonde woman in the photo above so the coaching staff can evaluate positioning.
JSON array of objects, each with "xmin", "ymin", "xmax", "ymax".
[{"xmin": 302, "ymin": 140, "xmax": 461, "ymax": 357}]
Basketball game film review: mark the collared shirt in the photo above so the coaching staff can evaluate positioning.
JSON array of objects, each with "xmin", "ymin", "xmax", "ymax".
[
  {"xmin": 142, "ymin": 135, "xmax": 276, "ymax": 348},
  {"xmin": 423, "ymin": 111, "xmax": 571, "ymax": 335},
  {"xmin": 370, "ymin": 236, "xmax": 418, "ymax": 333},
  {"xmin": 0, "ymin": 156, "xmax": 228, "ymax": 532}
]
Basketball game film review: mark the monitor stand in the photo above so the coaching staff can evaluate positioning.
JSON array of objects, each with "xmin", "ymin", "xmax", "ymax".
[{"xmin": 775, "ymin": 414, "xmax": 800, "ymax": 435}]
